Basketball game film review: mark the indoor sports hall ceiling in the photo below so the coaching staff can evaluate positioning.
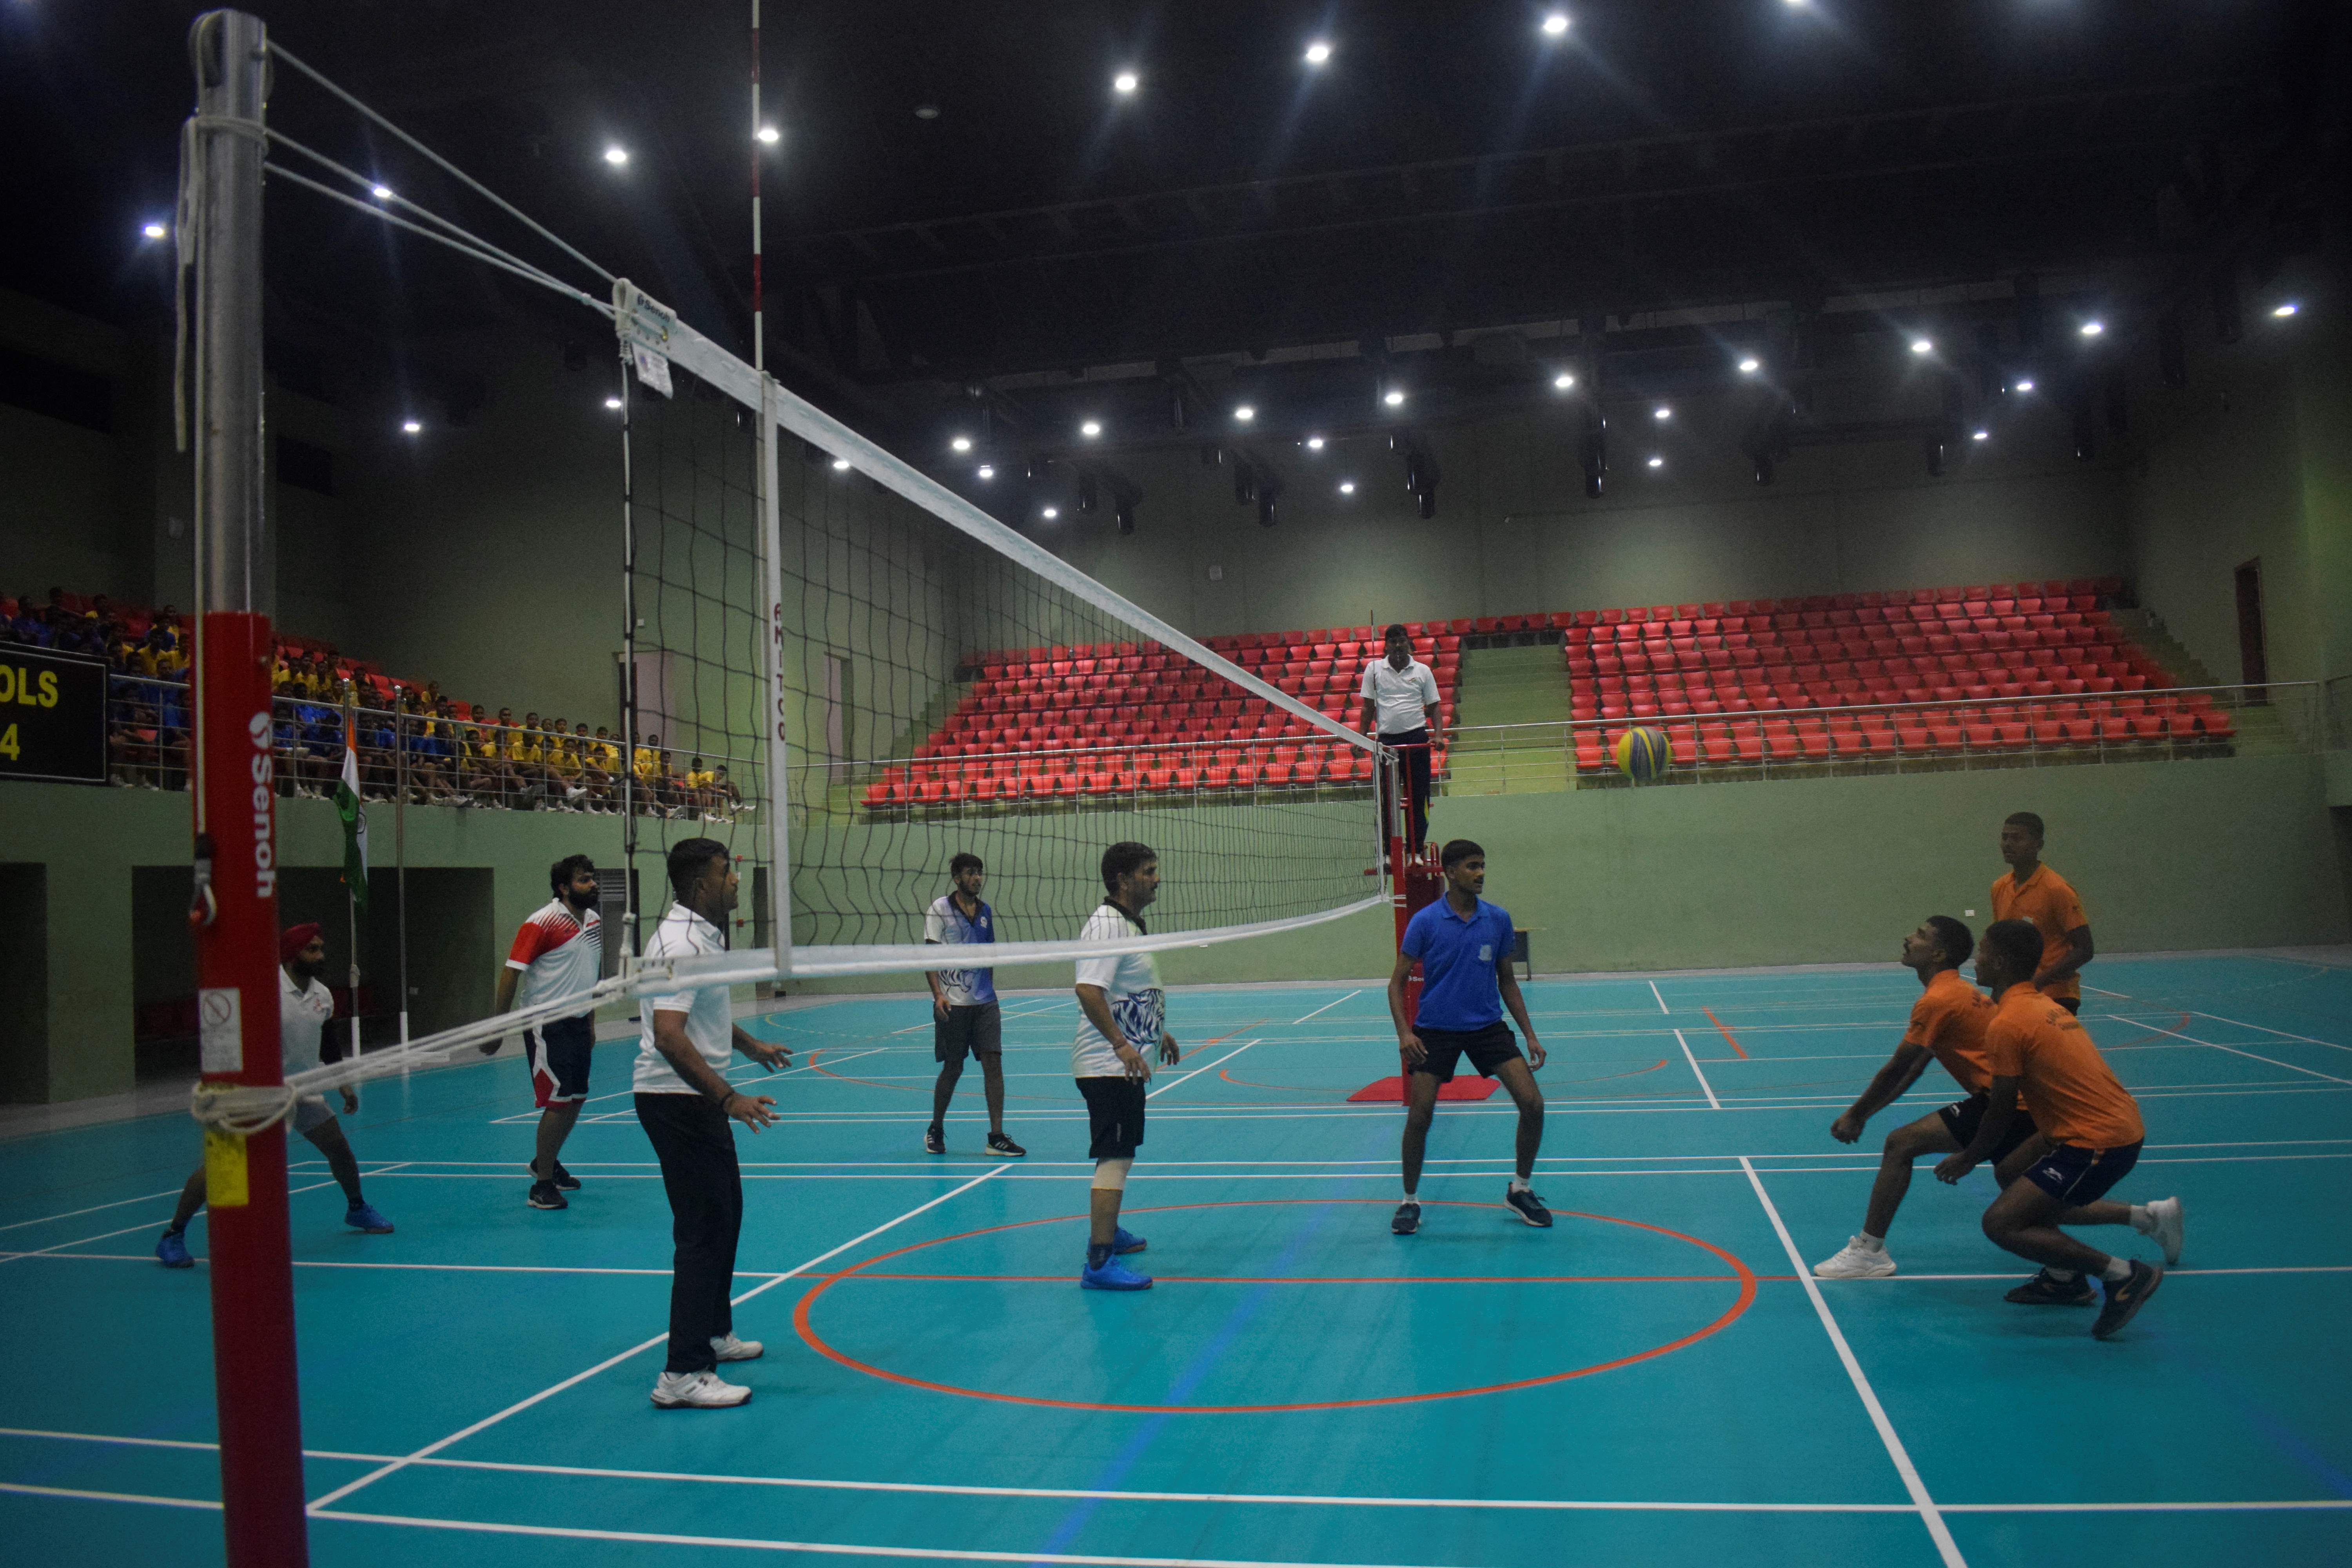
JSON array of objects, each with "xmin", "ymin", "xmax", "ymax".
[{"xmin": 1, "ymin": 1, "xmax": 2339, "ymax": 462}]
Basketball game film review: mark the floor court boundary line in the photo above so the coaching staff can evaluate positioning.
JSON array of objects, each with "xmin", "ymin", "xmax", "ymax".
[
  {"xmin": 1148, "ymin": 1039, "xmax": 1264, "ymax": 1100},
  {"xmin": 2097, "ymin": 1016, "xmax": 2352, "ymax": 1088},
  {"xmin": 301, "ymin": 1164, "xmax": 1009, "ymax": 1514},
  {"xmin": 0, "ymin": 1165, "xmax": 403, "ymax": 1265},
  {"xmin": 1648, "ymin": 980, "xmax": 1669, "ymax": 1014},
  {"xmin": 1671, "ymin": 1029, "xmax": 1721, "ymax": 1110},
  {"xmin": 1288, "ymin": 990, "xmax": 1362, "ymax": 1025},
  {"xmin": 2185, "ymin": 1009, "xmax": 2351, "ymax": 1054},
  {"xmin": 0, "ymin": 1184, "xmax": 191, "ymax": 1236},
  {"xmin": 1739, "ymin": 1156, "xmax": 1966, "ymax": 1568}
]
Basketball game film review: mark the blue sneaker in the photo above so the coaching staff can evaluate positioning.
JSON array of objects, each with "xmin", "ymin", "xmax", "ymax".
[
  {"xmin": 345, "ymin": 1203, "xmax": 395, "ymax": 1234},
  {"xmin": 1080, "ymin": 1255, "xmax": 1153, "ymax": 1290},
  {"xmin": 1112, "ymin": 1226, "xmax": 1147, "ymax": 1255},
  {"xmin": 156, "ymin": 1229, "xmax": 194, "ymax": 1268}
]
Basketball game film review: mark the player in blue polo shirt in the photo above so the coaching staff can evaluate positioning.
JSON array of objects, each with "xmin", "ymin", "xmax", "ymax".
[{"xmin": 1385, "ymin": 838, "xmax": 1550, "ymax": 1235}]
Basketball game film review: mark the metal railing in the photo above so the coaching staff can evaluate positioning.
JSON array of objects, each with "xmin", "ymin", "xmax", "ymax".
[
  {"xmin": 100, "ymin": 674, "xmax": 764, "ymax": 820},
  {"xmin": 833, "ymin": 731, "xmax": 1383, "ymax": 821},
  {"xmin": 1437, "ymin": 682, "xmax": 2321, "ymax": 796}
]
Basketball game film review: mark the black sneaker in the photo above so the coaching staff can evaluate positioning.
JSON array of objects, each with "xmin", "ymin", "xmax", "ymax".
[
  {"xmin": 985, "ymin": 1131, "xmax": 1027, "ymax": 1158},
  {"xmin": 2091, "ymin": 1261, "xmax": 2163, "ymax": 1340},
  {"xmin": 923, "ymin": 1124, "xmax": 946, "ymax": 1155},
  {"xmin": 550, "ymin": 1160, "xmax": 581, "ymax": 1191},
  {"xmin": 1391, "ymin": 1200, "xmax": 1421, "ymax": 1235},
  {"xmin": 2004, "ymin": 1267, "xmax": 2098, "ymax": 1306},
  {"xmin": 527, "ymin": 1179, "xmax": 567, "ymax": 1210},
  {"xmin": 1505, "ymin": 1185, "xmax": 1553, "ymax": 1227}
]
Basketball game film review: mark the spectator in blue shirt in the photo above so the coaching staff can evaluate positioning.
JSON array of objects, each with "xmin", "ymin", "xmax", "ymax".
[{"xmin": 1385, "ymin": 838, "xmax": 1551, "ymax": 1236}]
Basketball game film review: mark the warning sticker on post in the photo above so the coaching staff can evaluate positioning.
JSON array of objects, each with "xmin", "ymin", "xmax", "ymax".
[
  {"xmin": 614, "ymin": 278, "xmax": 676, "ymax": 399},
  {"xmin": 199, "ymin": 986, "xmax": 243, "ymax": 1074}
]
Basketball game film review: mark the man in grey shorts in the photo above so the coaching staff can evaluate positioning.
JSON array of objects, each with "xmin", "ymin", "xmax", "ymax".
[
  {"xmin": 924, "ymin": 853, "xmax": 1024, "ymax": 1158},
  {"xmin": 156, "ymin": 922, "xmax": 394, "ymax": 1266}
]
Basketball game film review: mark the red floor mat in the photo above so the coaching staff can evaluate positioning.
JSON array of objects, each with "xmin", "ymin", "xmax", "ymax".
[{"xmin": 1346, "ymin": 1075, "xmax": 1498, "ymax": 1103}]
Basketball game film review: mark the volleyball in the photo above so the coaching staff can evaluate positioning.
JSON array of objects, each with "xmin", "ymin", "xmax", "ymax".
[{"xmin": 1614, "ymin": 726, "xmax": 1671, "ymax": 782}]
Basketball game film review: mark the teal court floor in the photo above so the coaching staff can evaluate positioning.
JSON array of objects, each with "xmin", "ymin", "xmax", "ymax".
[{"xmin": 3, "ymin": 952, "xmax": 2349, "ymax": 1566}]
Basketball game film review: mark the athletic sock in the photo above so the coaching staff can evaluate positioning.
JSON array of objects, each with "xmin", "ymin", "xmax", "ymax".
[
  {"xmin": 1086, "ymin": 1242, "xmax": 1114, "ymax": 1270},
  {"xmin": 1855, "ymin": 1233, "xmax": 1886, "ymax": 1252},
  {"xmin": 1508, "ymin": 1177, "xmax": 1531, "ymax": 1195},
  {"xmin": 2129, "ymin": 1204, "xmax": 2155, "ymax": 1234},
  {"xmin": 2098, "ymin": 1256, "xmax": 2132, "ymax": 1283},
  {"xmin": 1401, "ymin": 1188, "xmax": 1417, "ymax": 1203}
]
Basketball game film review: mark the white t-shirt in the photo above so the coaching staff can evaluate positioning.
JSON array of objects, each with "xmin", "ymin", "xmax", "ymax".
[
  {"xmin": 280, "ymin": 965, "xmax": 335, "ymax": 1078},
  {"xmin": 1360, "ymin": 657, "xmax": 1440, "ymax": 735},
  {"xmin": 506, "ymin": 898, "xmax": 602, "ymax": 1017},
  {"xmin": 1072, "ymin": 902, "xmax": 1165, "ymax": 1078},
  {"xmin": 924, "ymin": 893, "xmax": 997, "ymax": 1008},
  {"xmin": 632, "ymin": 904, "xmax": 735, "ymax": 1095}
]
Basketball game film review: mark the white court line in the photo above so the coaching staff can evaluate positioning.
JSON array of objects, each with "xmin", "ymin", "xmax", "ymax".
[
  {"xmin": 1739, "ymin": 1157, "xmax": 1966, "ymax": 1568},
  {"xmin": 1289, "ymin": 990, "xmax": 1363, "ymax": 1025},
  {"xmin": 520, "ymin": 1044, "xmax": 897, "ymax": 1121},
  {"xmin": 2187, "ymin": 1010, "xmax": 2351, "ymax": 1055},
  {"xmin": 1649, "ymin": 980, "xmax": 1670, "ymax": 1014},
  {"xmin": 1672, "ymin": 1029, "xmax": 1720, "ymax": 1111},
  {"xmin": 302, "ymin": 1164, "xmax": 1008, "ymax": 1514},
  {"xmin": 2098, "ymin": 1016, "xmax": 2352, "ymax": 1088},
  {"xmin": 0, "ymin": 1185, "xmax": 191, "ymax": 1236},
  {"xmin": 0, "ymin": 1480, "xmax": 220, "ymax": 1512},
  {"xmin": 1147, "ymin": 1040, "xmax": 1263, "ymax": 1100},
  {"xmin": 0, "ymin": 1166, "xmax": 400, "ymax": 1265}
]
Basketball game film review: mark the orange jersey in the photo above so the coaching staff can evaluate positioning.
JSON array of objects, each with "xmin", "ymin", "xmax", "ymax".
[
  {"xmin": 1984, "ymin": 982, "xmax": 2143, "ymax": 1149},
  {"xmin": 1991, "ymin": 865, "xmax": 2088, "ymax": 1002},
  {"xmin": 1902, "ymin": 969, "xmax": 1998, "ymax": 1096}
]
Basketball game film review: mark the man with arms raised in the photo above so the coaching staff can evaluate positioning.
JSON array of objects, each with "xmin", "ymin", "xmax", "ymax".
[
  {"xmin": 1388, "ymin": 839, "xmax": 1550, "ymax": 1236},
  {"xmin": 635, "ymin": 838, "xmax": 793, "ymax": 1406},
  {"xmin": 489, "ymin": 854, "xmax": 604, "ymax": 1210},
  {"xmin": 1937, "ymin": 919, "xmax": 2181, "ymax": 1338},
  {"xmin": 923, "ymin": 852, "xmax": 1024, "ymax": 1158},
  {"xmin": 157, "ymin": 923, "xmax": 392, "ymax": 1265},
  {"xmin": 1070, "ymin": 841, "xmax": 1181, "ymax": 1290},
  {"xmin": 1816, "ymin": 916, "xmax": 2044, "ymax": 1278},
  {"xmin": 1992, "ymin": 811, "xmax": 2094, "ymax": 1013}
]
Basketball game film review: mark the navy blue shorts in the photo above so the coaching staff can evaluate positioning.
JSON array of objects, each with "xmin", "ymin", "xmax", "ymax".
[
  {"xmin": 1937, "ymin": 1095, "xmax": 2039, "ymax": 1163},
  {"xmin": 1408, "ymin": 1020, "xmax": 1521, "ymax": 1085},
  {"xmin": 526, "ymin": 1014, "xmax": 596, "ymax": 1107},
  {"xmin": 2020, "ymin": 1139, "xmax": 2141, "ymax": 1204}
]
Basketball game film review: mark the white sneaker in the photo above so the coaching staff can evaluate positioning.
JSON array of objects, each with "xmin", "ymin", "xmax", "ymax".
[
  {"xmin": 650, "ymin": 1369, "xmax": 751, "ymax": 1408},
  {"xmin": 710, "ymin": 1332, "xmax": 764, "ymax": 1362},
  {"xmin": 2145, "ymin": 1196, "xmax": 2185, "ymax": 1265},
  {"xmin": 1813, "ymin": 1237, "xmax": 1896, "ymax": 1279}
]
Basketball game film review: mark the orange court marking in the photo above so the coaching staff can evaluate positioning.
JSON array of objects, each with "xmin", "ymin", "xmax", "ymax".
[
  {"xmin": 1701, "ymin": 1007, "xmax": 1750, "ymax": 1059},
  {"xmin": 793, "ymin": 1197, "xmax": 1759, "ymax": 1414}
]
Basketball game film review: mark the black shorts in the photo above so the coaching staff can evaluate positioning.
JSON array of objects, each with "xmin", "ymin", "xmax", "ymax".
[
  {"xmin": 1076, "ymin": 1074, "xmax": 1147, "ymax": 1160},
  {"xmin": 1937, "ymin": 1094, "xmax": 2039, "ymax": 1163},
  {"xmin": 1408, "ymin": 1020, "xmax": 1522, "ymax": 1085},
  {"xmin": 2021, "ymin": 1139, "xmax": 2141, "ymax": 1204},
  {"xmin": 526, "ymin": 1013, "xmax": 596, "ymax": 1107},
  {"xmin": 935, "ymin": 1001, "xmax": 1003, "ymax": 1063}
]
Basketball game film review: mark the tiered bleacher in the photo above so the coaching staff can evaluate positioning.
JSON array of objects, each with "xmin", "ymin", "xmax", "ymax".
[
  {"xmin": 862, "ymin": 625, "xmax": 1462, "ymax": 811},
  {"xmin": 1561, "ymin": 577, "xmax": 2236, "ymax": 773}
]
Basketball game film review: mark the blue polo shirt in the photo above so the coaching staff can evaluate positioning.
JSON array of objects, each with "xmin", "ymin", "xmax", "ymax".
[{"xmin": 1403, "ymin": 895, "xmax": 1513, "ymax": 1032}]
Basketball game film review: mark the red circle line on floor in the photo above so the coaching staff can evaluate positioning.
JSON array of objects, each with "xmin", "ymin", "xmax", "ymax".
[{"xmin": 791, "ymin": 1198, "xmax": 1759, "ymax": 1414}]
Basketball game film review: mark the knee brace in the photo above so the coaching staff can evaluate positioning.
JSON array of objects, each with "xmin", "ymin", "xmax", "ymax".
[{"xmin": 1091, "ymin": 1156, "xmax": 1133, "ymax": 1192}]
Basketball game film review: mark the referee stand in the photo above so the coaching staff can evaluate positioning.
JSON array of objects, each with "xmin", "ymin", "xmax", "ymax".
[{"xmin": 1387, "ymin": 750, "xmax": 1445, "ymax": 1023}]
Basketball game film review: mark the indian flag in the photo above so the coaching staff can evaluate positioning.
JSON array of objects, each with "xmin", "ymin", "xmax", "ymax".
[{"xmin": 337, "ymin": 705, "xmax": 369, "ymax": 909}]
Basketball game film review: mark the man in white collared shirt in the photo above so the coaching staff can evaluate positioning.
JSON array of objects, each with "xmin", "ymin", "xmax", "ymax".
[
  {"xmin": 1359, "ymin": 623, "xmax": 1441, "ymax": 853},
  {"xmin": 634, "ymin": 838, "xmax": 793, "ymax": 1409}
]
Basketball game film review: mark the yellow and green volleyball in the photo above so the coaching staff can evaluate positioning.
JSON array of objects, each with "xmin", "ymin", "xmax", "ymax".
[{"xmin": 1613, "ymin": 725, "xmax": 1671, "ymax": 782}]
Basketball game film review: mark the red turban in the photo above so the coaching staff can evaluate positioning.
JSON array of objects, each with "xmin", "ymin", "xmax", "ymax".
[{"xmin": 279, "ymin": 922, "xmax": 324, "ymax": 964}]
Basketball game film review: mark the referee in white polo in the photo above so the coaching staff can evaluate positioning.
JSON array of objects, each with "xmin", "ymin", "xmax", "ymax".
[{"xmin": 1361, "ymin": 623, "xmax": 1442, "ymax": 854}]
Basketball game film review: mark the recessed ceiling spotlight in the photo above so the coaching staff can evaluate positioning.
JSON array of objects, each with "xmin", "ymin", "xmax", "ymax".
[
  {"xmin": 1910, "ymin": 338, "xmax": 1934, "ymax": 355},
  {"xmin": 1653, "ymin": 405, "xmax": 1671, "ymax": 420},
  {"xmin": 1304, "ymin": 40, "xmax": 1333, "ymax": 65},
  {"xmin": 831, "ymin": 457, "xmax": 851, "ymax": 471},
  {"xmin": 1080, "ymin": 420, "xmax": 1103, "ymax": 437},
  {"xmin": 1234, "ymin": 405, "xmax": 1256, "ymax": 423},
  {"xmin": 1113, "ymin": 71, "xmax": 1139, "ymax": 95},
  {"xmin": 603, "ymin": 145, "xmax": 629, "ymax": 166},
  {"xmin": 1041, "ymin": 506, "xmax": 1059, "ymax": 520},
  {"xmin": 370, "ymin": 185, "xmax": 393, "ymax": 201},
  {"xmin": 1552, "ymin": 372, "xmax": 1575, "ymax": 391},
  {"xmin": 1305, "ymin": 435, "xmax": 1325, "ymax": 450},
  {"xmin": 914, "ymin": 103, "xmax": 940, "ymax": 120},
  {"xmin": 604, "ymin": 396, "xmax": 622, "ymax": 410},
  {"xmin": 1338, "ymin": 480, "xmax": 1356, "ymax": 494},
  {"xmin": 2272, "ymin": 302, "xmax": 2299, "ymax": 318},
  {"xmin": 2079, "ymin": 320, "xmax": 2104, "ymax": 337},
  {"xmin": 140, "ymin": 221, "xmax": 168, "ymax": 240},
  {"xmin": 1541, "ymin": 13, "xmax": 1570, "ymax": 36},
  {"xmin": 401, "ymin": 419, "xmax": 423, "ymax": 436},
  {"xmin": 1972, "ymin": 429, "xmax": 1989, "ymax": 442},
  {"xmin": 2013, "ymin": 377, "xmax": 2036, "ymax": 392},
  {"xmin": 1382, "ymin": 388, "xmax": 1405, "ymax": 407},
  {"xmin": 757, "ymin": 125, "xmax": 781, "ymax": 145},
  {"xmin": 1646, "ymin": 455, "xmax": 1664, "ymax": 468},
  {"xmin": 1738, "ymin": 358, "xmax": 1760, "ymax": 374},
  {"xmin": 950, "ymin": 435, "xmax": 973, "ymax": 453},
  {"xmin": 977, "ymin": 465, "xmax": 995, "ymax": 480}
]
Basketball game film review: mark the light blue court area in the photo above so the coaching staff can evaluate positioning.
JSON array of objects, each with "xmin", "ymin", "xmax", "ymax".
[{"xmin": 4, "ymin": 956, "xmax": 2350, "ymax": 1567}]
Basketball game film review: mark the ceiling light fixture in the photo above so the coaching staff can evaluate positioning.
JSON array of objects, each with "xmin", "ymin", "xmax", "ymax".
[
  {"xmin": 1382, "ymin": 388, "xmax": 1405, "ymax": 407},
  {"xmin": 140, "ymin": 221, "xmax": 168, "ymax": 240},
  {"xmin": 831, "ymin": 457, "xmax": 851, "ymax": 471},
  {"xmin": 1113, "ymin": 71, "xmax": 1138, "ymax": 94},
  {"xmin": 977, "ymin": 465, "xmax": 995, "ymax": 480},
  {"xmin": 1234, "ymin": 405, "xmax": 1255, "ymax": 423},
  {"xmin": 1738, "ymin": 358, "xmax": 1760, "ymax": 374},
  {"xmin": 914, "ymin": 104, "xmax": 940, "ymax": 120},
  {"xmin": 1553, "ymin": 372, "xmax": 1575, "ymax": 390},
  {"xmin": 1541, "ymin": 13, "xmax": 1570, "ymax": 37},
  {"xmin": 1653, "ymin": 405, "xmax": 1671, "ymax": 420},
  {"xmin": 950, "ymin": 435, "xmax": 972, "ymax": 453},
  {"xmin": 756, "ymin": 125, "xmax": 780, "ymax": 145},
  {"xmin": 2014, "ymin": 377, "xmax": 2036, "ymax": 392},
  {"xmin": 2272, "ymin": 302, "xmax": 2299, "ymax": 318},
  {"xmin": 1910, "ymin": 338, "xmax": 1934, "ymax": 354},
  {"xmin": 1305, "ymin": 435, "xmax": 1325, "ymax": 450},
  {"xmin": 1080, "ymin": 420, "xmax": 1103, "ymax": 437},
  {"xmin": 603, "ymin": 145, "xmax": 629, "ymax": 165},
  {"xmin": 1041, "ymin": 506, "xmax": 1059, "ymax": 520},
  {"xmin": 1972, "ymin": 429, "xmax": 1989, "ymax": 442},
  {"xmin": 1646, "ymin": 455, "xmax": 1664, "ymax": 468},
  {"xmin": 1338, "ymin": 480, "xmax": 1356, "ymax": 494},
  {"xmin": 1304, "ymin": 40, "xmax": 1332, "ymax": 65},
  {"xmin": 604, "ymin": 396, "xmax": 622, "ymax": 410},
  {"xmin": 370, "ymin": 185, "xmax": 393, "ymax": 201},
  {"xmin": 2079, "ymin": 320, "xmax": 2104, "ymax": 337},
  {"xmin": 401, "ymin": 419, "xmax": 422, "ymax": 435}
]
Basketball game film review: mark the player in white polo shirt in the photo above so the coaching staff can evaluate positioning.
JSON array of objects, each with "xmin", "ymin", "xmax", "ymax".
[
  {"xmin": 1360, "ymin": 623, "xmax": 1442, "ymax": 853},
  {"xmin": 493, "ymin": 853, "xmax": 604, "ymax": 1210},
  {"xmin": 1070, "ymin": 841, "xmax": 1182, "ymax": 1291},
  {"xmin": 156, "ymin": 922, "xmax": 393, "ymax": 1267},
  {"xmin": 635, "ymin": 838, "xmax": 793, "ymax": 1408}
]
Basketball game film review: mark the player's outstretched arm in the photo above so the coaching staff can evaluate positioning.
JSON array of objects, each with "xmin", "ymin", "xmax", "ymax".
[
  {"xmin": 1496, "ymin": 965, "xmax": 1545, "ymax": 1069},
  {"xmin": 1833, "ymin": 1044, "xmax": 1933, "ymax": 1142},
  {"xmin": 733, "ymin": 1023, "xmax": 791, "ymax": 1072}
]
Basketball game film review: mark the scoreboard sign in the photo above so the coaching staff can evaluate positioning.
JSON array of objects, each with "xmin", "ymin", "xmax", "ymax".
[{"xmin": 0, "ymin": 646, "xmax": 109, "ymax": 786}]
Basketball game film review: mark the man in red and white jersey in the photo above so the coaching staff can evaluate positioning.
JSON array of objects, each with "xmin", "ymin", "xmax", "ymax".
[{"xmin": 494, "ymin": 853, "xmax": 604, "ymax": 1209}]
